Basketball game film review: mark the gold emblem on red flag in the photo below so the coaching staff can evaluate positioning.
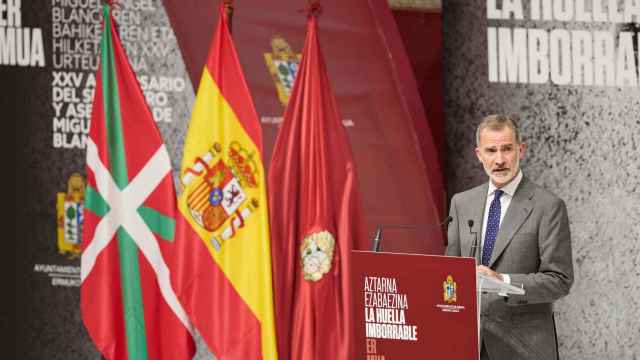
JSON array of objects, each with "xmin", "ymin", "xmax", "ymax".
[
  {"xmin": 182, "ymin": 141, "xmax": 259, "ymax": 251},
  {"xmin": 300, "ymin": 231, "xmax": 335, "ymax": 281}
]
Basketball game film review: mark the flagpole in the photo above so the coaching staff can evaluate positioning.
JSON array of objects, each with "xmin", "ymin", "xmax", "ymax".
[{"xmin": 223, "ymin": 0, "xmax": 234, "ymax": 34}]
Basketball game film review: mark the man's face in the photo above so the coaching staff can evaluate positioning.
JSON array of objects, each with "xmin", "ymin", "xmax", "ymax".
[{"xmin": 475, "ymin": 126, "xmax": 526, "ymax": 188}]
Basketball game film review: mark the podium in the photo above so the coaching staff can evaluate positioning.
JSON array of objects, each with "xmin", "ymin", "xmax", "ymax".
[
  {"xmin": 351, "ymin": 251, "xmax": 525, "ymax": 359},
  {"xmin": 351, "ymin": 251, "xmax": 479, "ymax": 359}
]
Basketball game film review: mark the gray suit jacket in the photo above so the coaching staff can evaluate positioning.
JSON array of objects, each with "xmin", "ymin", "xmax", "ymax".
[{"xmin": 446, "ymin": 176, "xmax": 573, "ymax": 360}]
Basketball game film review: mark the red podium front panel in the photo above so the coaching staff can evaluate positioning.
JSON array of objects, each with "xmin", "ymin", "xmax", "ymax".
[{"xmin": 351, "ymin": 251, "xmax": 478, "ymax": 359}]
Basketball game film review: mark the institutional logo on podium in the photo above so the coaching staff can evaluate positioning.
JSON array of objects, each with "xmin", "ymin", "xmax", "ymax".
[{"xmin": 443, "ymin": 275, "xmax": 457, "ymax": 304}]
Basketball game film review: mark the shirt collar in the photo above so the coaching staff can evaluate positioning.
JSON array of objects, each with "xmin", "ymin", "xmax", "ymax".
[{"xmin": 487, "ymin": 170, "xmax": 523, "ymax": 198}]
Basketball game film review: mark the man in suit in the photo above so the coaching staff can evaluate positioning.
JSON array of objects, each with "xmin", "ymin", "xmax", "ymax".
[{"xmin": 446, "ymin": 114, "xmax": 574, "ymax": 360}]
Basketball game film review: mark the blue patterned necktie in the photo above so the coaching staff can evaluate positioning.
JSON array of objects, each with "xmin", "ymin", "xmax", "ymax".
[{"xmin": 482, "ymin": 189, "xmax": 504, "ymax": 266}]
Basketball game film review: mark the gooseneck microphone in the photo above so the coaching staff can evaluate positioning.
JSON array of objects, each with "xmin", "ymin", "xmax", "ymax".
[
  {"xmin": 371, "ymin": 226, "xmax": 383, "ymax": 252},
  {"xmin": 468, "ymin": 219, "xmax": 480, "ymax": 261},
  {"xmin": 441, "ymin": 215, "xmax": 454, "ymax": 227},
  {"xmin": 370, "ymin": 216, "xmax": 454, "ymax": 252}
]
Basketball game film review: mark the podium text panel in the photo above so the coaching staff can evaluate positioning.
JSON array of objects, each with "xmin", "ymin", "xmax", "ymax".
[{"xmin": 351, "ymin": 251, "xmax": 479, "ymax": 359}]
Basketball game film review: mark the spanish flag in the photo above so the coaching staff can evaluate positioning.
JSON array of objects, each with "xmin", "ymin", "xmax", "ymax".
[{"xmin": 170, "ymin": 4, "xmax": 278, "ymax": 359}]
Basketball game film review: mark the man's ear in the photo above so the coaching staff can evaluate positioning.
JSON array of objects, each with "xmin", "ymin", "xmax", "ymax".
[
  {"xmin": 475, "ymin": 147, "xmax": 482, "ymax": 162},
  {"xmin": 519, "ymin": 142, "xmax": 527, "ymax": 160}
]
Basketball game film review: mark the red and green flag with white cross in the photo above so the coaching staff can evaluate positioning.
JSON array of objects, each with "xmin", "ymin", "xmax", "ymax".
[{"xmin": 80, "ymin": 4, "xmax": 194, "ymax": 359}]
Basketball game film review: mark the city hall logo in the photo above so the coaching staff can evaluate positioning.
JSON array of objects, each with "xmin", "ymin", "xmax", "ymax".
[
  {"xmin": 181, "ymin": 141, "xmax": 259, "ymax": 251},
  {"xmin": 264, "ymin": 36, "xmax": 301, "ymax": 106},
  {"xmin": 56, "ymin": 172, "xmax": 85, "ymax": 259},
  {"xmin": 443, "ymin": 275, "xmax": 457, "ymax": 304}
]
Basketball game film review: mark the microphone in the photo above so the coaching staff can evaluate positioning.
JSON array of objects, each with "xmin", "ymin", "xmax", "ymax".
[
  {"xmin": 468, "ymin": 219, "xmax": 479, "ymax": 261},
  {"xmin": 370, "ymin": 216, "xmax": 453, "ymax": 252},
  {"xmin": 441, "ymin": 215, "xmax": 454, "ymax": 227},
  {"xmin": 371, "ymin": 226, "xmax": 383, "ymax": 252}
]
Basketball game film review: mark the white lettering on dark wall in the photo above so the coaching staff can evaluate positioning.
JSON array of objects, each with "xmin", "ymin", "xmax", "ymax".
[
  {"xmin": 50, "ymin": 0, "xmax": 186, "ymax": 150},
  {"xmin": 0, "ymin": 0, "xmax": 46, "ymax": 67},
  {"xmin": 487, "ymin": 0, "xmax": 640, "ymax": 87}
]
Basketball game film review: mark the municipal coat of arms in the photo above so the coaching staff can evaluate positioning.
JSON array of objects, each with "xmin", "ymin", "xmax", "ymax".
[
  {"xmin": 264, "ymin": 36, "xmax": 301, "ymax": 106},
  {"xmin": 443, "ymin": 275, "xmax": 457, "ymax": 304},
  {"xmin": 56, "ymin": 172, "xmax": 85, "ymax": 259},
  {"xmin": 181, "ymin": 141, "xmax": 259, "ymax": 251}
]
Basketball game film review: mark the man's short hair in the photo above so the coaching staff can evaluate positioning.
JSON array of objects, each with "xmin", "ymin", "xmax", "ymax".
[{"xmin": 476, "ymin": 114, "xmax": 523, "ymax": 146}]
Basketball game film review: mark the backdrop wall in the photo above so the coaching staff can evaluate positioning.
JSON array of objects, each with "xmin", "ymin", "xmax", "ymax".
[{"xmin": 443, "ymin": 1, "xmax": 640, "ymax": 359}]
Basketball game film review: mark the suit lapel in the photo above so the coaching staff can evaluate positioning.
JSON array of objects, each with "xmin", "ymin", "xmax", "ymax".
[
  {"xmin": 463, "ymin": 183, "xmax": 488, "ymax": 259},
  {"xmin": 489, "ymin": 177, "xmax": 535, "ymax": 267}
]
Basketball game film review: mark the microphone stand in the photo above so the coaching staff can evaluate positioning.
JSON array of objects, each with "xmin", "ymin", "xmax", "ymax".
[
  {"xmin": 468, "ymin": 219, "xmax": 482, "ymax": 358},
  {"xmin": 467, "ymin": 219, "xmax": 479, "ymax": 264}
]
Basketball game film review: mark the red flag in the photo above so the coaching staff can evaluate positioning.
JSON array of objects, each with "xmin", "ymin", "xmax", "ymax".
[
  {"xmin": 81, "ymin": 4, "xmax": 194, "ymax": 359},
  {"xmin": 268, "ymin": 11, "xmax": 368, "ymax": 360}
]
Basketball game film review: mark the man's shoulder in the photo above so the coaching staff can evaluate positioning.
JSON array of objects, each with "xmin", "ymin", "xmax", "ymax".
[
  {"xmin": 451, "ymin": 177, "xmax": 566, "ymax": 206},
  {"xmin": 451, "ymin": 183, "xmax": 487, "ymax": 203},
  {"xmin": 521, "ymin": 177, "xmax": 566, "ymax": 207}
]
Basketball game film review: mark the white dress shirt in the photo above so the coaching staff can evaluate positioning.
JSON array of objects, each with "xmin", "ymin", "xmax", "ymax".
[{"xmin": 480, "ymin": 170, "xmax": 523, "ymax": 286}]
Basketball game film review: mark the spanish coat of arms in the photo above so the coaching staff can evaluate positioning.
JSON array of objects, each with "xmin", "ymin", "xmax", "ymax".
[{"xmin": 181, "ymin": 141, "xmax": 259, "ymax": 251}]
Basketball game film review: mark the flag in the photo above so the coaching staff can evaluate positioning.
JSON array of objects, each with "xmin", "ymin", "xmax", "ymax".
[
  {"xmin": 81, "ymin": 4, "xmax": 194, "ymax": 360},
  {"xmin": 170, "ymin": 4, "xmax": 278, "ymax": 359},
  {"xmin": 267, "ymin": 11, "xmax": 369, "ymax": 360}
]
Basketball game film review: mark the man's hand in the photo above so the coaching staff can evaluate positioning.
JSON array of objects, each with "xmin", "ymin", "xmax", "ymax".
[{"xmin": 477, "ymin": 265, "xmax": 504, "ymax": 281}]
